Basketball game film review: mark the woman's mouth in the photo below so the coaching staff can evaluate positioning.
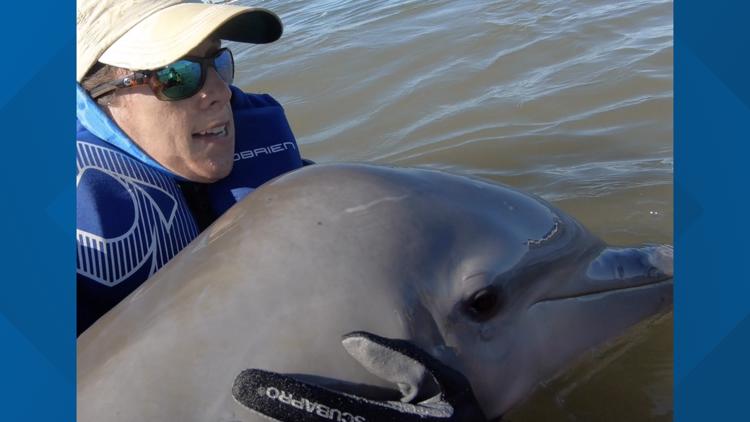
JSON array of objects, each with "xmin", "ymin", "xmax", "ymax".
[{"xmin": 193, "ymin": 122, "xmax": 229, "ymax": 139}]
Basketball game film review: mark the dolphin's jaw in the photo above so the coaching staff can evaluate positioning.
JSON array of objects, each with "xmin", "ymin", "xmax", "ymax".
[
  {"xmin": 518, "ymin": 278, "xmax": 672, "ymax": 403},
  {"xmin": 481, "ymin": 297, "xmax": 673, "ymax": 419}
]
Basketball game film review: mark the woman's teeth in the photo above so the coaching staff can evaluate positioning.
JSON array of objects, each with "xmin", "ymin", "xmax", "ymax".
[{"xmin": 195, "ymin": 125, "xmax": 227, "ymax": 137}]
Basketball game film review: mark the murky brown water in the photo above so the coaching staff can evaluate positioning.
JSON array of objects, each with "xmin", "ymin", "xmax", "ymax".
[{"xmin": 232, "ymin": 0, "xmax": 673, "ymax": 420}]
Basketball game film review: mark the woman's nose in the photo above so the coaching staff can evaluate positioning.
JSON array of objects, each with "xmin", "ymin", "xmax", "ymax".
[{"xmin": 197, "ymin": 66, "xmax": 231, "ymax": 109}]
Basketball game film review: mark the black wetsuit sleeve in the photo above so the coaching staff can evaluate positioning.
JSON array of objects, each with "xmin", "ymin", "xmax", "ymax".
[{"xmin": 178, "ymin": 181, "xmax": 219, "ymax": 232}]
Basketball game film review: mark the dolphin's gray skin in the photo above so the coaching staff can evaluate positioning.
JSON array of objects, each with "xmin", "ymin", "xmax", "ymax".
[{"xmin": 77, "ymin": 163, "xmax": 672, "ymax": 421}]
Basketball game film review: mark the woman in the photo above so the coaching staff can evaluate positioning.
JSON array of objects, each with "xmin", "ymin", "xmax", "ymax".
[{"xmin": 77, "ymin": 0, "xmax": 304, "ymax": 333}]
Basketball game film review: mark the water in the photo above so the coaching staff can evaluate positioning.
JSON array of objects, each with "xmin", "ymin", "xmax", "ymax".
[{"xmin": 231, "ymin": 0, "xmax": 673, "ymax": 420}]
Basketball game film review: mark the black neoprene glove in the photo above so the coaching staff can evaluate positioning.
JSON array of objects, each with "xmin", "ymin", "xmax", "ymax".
[{"xmin": 232, "ymin": 331, "xmax": 488, "ymax": 421}]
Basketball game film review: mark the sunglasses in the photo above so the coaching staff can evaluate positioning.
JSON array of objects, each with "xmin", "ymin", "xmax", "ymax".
[{"xmin": 89, "ymin": 48, "xmax": 235, "ymax": 102}]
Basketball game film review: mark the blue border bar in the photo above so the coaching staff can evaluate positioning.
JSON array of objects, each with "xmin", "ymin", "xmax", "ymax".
[
  {"xmin": 676, "ymin": 1, "xmax": 749, "ymax": 421},
  {"xmin": 0, "ymin": 1, "xmax": 75, "ymax": 420}
]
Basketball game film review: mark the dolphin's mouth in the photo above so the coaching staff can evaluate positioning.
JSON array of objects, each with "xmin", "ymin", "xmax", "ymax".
[
  {"xmin": 532, "ymin": 278, "xmax": 673, "ymax": 306},
  {"xmin": 531, "ymin": 244, "xmax": 673, "ymax": 309}
]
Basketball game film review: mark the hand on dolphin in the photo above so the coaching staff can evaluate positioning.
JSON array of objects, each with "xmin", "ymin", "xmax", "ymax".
[{"xmin": 232, "ymin": 331, "xmax": 488, "ymax": 422}]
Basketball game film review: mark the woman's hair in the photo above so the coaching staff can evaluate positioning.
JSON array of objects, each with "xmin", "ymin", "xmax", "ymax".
[{"xmin": 80, "ymin": 62, "xmax": 123, "ymax": 104}]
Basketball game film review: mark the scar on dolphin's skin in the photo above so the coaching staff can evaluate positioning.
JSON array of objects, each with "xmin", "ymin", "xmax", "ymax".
[
  {"xmin": 527, "ymin": 218, "xmax": 563, "ymax": 248},
  {"xmin": 344, "ymin": 194, "xmax": 410, "ymax": 214}
]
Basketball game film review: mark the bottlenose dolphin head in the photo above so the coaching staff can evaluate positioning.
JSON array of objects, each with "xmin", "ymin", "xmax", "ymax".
[
  {"xmin": 415, "ymin": 196, "xmax": 673, "ymax": 419},
  {"xmin": 237, "ymin": 164, "xmax": 674, "ymax": 420},
  {"xmin": 301, "ymin": 165, "xmax": 677, "ymax": 419}
]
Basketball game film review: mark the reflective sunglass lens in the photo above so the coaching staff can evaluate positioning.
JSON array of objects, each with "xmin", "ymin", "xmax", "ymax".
[
  {"xmin": 214, "ymin": 49, "xmax": 234, "ymax": 84},
  {"xmin": 147, "ymin": 48, "xmax": 234, "ymax": 101},
  {"xmin": 155, "ymin": 60, "xmax": 202, "ymax": 100}
]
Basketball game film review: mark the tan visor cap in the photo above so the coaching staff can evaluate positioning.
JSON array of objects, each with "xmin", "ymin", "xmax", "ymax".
[{"xmin": 77, "ymin": 0, "xmax": 282, "ymax": 82}]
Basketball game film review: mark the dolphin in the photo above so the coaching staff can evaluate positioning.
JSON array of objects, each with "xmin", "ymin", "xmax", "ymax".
[{"xmin": 77, "ymin": 163, "xmax": 673, "ymax": 421}]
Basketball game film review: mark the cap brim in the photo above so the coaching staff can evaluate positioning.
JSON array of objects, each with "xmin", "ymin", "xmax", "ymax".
[{"xmin": 98, "ymin": 3, "xmax": 282, "ymax": 71}]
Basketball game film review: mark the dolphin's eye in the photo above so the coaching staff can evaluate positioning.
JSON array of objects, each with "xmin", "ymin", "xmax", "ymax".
[{"xmin": 463, "ymin": 286, "xmax": 502, "ymax": 322}]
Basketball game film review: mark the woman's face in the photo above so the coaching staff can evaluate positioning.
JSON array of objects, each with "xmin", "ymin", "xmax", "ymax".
[{"xmin": 106, "ymin": 38, "xmax": 235, "ymax": 183}]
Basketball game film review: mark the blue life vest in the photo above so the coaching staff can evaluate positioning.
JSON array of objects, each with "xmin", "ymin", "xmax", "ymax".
[
  {"xmin": 207, "ymin": 86, "xmax": 302, "ymax": 215},
  {"xmin": 77, "ymin": 86, "xmax": 303, "ymax": 333}
]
